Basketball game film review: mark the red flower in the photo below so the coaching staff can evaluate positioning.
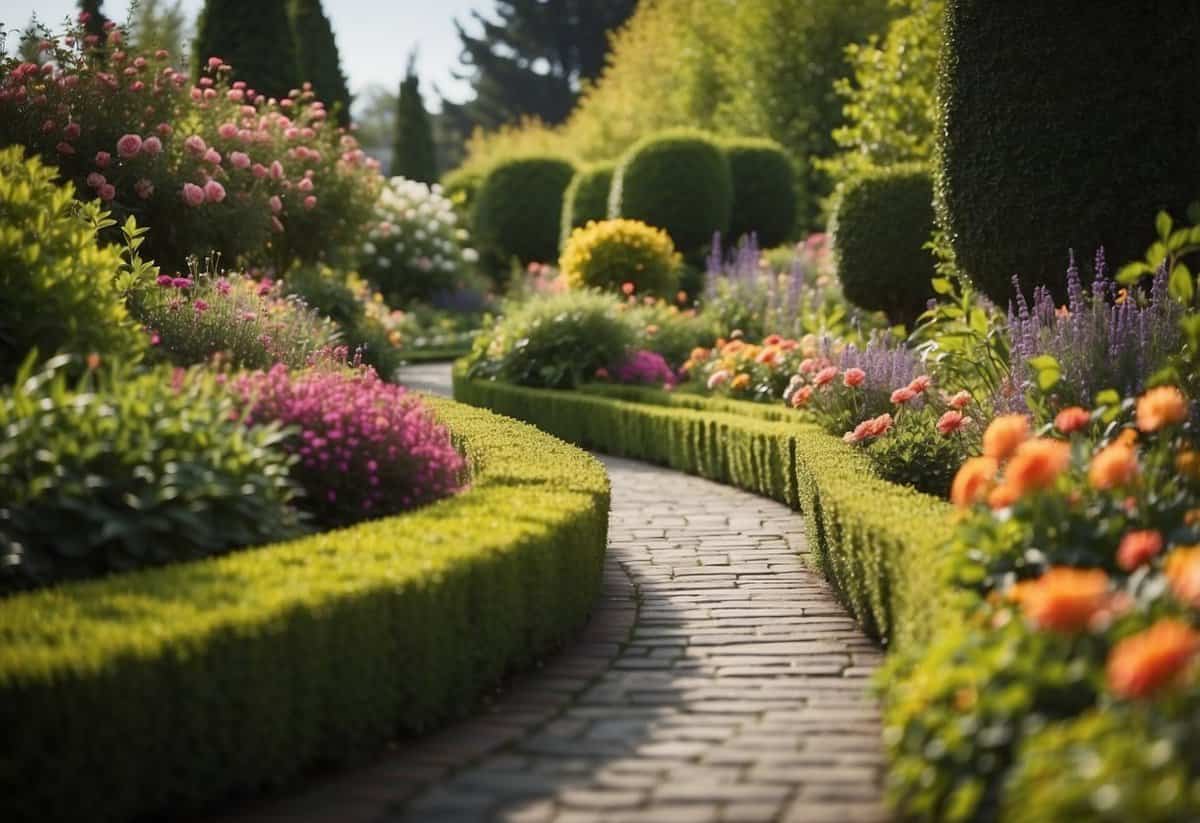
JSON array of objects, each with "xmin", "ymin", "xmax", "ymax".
[
  {"xmin": 1054, "ymin": 406, "xmax": 1091, "ymax": 434},
  {"xmin": 1116, "ymin": 530, "xmax": 1164, "ymax": 572},
  {"xmin": 936, "ymin": 410, "xmax": 970, "ymax": 435},
  {"xmin": 1107, "ymin": 619, "xmax": 1200, "ymax": 699}
]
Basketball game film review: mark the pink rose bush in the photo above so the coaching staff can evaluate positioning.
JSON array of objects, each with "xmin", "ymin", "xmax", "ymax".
[{"xmin": 608, "ymin": 349, "xmax": 678, "ymax": 388}]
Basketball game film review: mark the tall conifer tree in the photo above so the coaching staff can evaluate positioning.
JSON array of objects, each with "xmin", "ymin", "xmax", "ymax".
[
  {"xmin": 193, "ymin": 0, "xmax": 299, "ymax": 100},
  {"xmin": 289, "ymin": 0, "xmax": 352, "ymax": 125},
  {"xmin": 391, "ymin": 52, "xmax": 437, "ymax": 182}
]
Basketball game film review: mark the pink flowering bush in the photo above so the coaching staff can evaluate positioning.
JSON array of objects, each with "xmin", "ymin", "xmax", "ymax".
[
  {"xmin": 610, "ymin": 349, "xmax": 678, "ymax": 388},
  {"xmin": 233, "ymin": 363, "xmax": 465, "ymax": 526}
]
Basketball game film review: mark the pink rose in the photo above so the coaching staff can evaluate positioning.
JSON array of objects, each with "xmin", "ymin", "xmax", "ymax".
[
  {"xmin": 251, "ymin": 163, "xmax": 268, "ymax": 179},
  {"xmin": 56, "ymin": 141, "xmax": 75, "ymax": 155},
  {"xmin": 98, "ymin": 183, "xmax": 116, "ymax": 201},
  {"xmin": 182, "ymin": 182, "xmax": 205, "ymax": 207},
  {"xmin": 303, "ymin": 195, "xmax": 317, "ymax": 209},
  {"xmin": 284, "ymin": 127, "xmax": 300, "ymax": 140},
  {"xmin": 130, "ymin": 81, "xmax": 145, "ymax": 92},
  {"xmin": 229, "ymin": 151, "xmax": 250, "ymax": 169},
  {"xmin": 157, "ymin": 122, "xmax": 172, "ymax": 136},
  {"xmin": 890, "ymin": 387, "xmax": 917, "ymax": 405},
  {"xmin": 203, "ymin": 148, "xmax": 222, "ymax": 165},
  {"xmin": 948, "ymin": 390, "xmax": 972, "ymax": 410},
  {"xmin": 203, "ymin": 179, "xmax": 226, "ymax": 203},
  {"xmin": 936, "ymin": 410, "xmax": 970, "ymax": 436},
  {"xmin": 134, "ymin": 178, "xmax": 154, "ymax": 199},
  {"xmin": 86, "ymin": 172, "xmax": 106, "ymax": 189},
  {"xmin": 218, "ymin": 122, "xmax": 238, "ymax": 139},
  {"xmin": 297, "ymin": 177, "xmax": 314, "ymax": 193},
  {"xmin": 141, "ymin": 135, "xmax": 162, "ymax": 156},
  {"xmin": 63, "ymin": 122, "xmax": 81, "ymax": 140},
  {"xmin": 268, "ymin": 195, "xmax": 283, "ymax": 214},
  {"xmin": 207, "ymin": 56, "xmax": 223, "ymax": 70},
  {"xmin": 843, "ymin": 367, "xmax": 866, "ymax": 388},
  {"xmin": 908, "ymin": 374, "xmax": 932, "ymax": 394},
  {"xmin": 269, "ymin": 160, "xmax": 284, "ymax": 180},
  {"xmin": 184, "ymin": 134, "xmax": 206, "ymax": 155},
  {"xmin": 813, "ymin": 366, "xmax": 838, "ymax": 388}
]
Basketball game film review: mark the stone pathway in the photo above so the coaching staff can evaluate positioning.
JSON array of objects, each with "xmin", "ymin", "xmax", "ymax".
[{"xmin": 222, "ymin": 364, "xmax": 887, "ymax": 823}]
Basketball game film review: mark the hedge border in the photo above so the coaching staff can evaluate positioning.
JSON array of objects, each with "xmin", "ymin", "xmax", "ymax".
[
  {"xmin": 0, "ymin": 397, "xmax": 609, "ymax": 823},
  {"xmin": 454, "ymin": 374, "xmax": 956, "ymax": 651}
]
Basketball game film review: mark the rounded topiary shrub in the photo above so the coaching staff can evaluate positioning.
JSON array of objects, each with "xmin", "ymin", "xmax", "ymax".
[
  {"xmin": 473, "ymin": 155, "xmax": 576, "ymax": 268},
  {"xmin": 722, "ymin": 137, "xmax": 797, "ymax": 248},
  {"xmin": 609, "ymin": 129, "xmax": 732, "ymax": 257},
  {"xmin": 937, "ymin": 0, "xmax": 1200, "ymax": 304},
  {"xmin": 560, "ymin": 163, "xmax": 616, "ymax": 249},
  {"xmin": 831, "ymin": 164, "xmax": 936, "ymax": 327},
  {"xmin": 560, "ymin": 219, "xmax": 682, "ymax": 297},
  {"xmin": 441, "ymin": 165, "xmax": 485, "ymax": 219}
]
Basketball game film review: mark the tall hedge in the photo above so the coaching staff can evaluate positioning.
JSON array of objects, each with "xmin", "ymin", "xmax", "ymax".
[
  {"xmin": 722, "ymin": 137, "xmax": 796, "ymax": 248},
  {"xmin": 560, "ymin": 163, "xmax": 615, "ymax": 248},
  {"xmin": 831, "ymin": 164, "xmax": 936, "ymax": 327},
  {"xmin": 473, "ymin": 155, "xmax": 576, "ymax": 268},
  {"xmin": 609, "ymin": 129, "xmax": 732, "ymax": 257},
  {"xmin": 936, "ymin": 1, "xmax": 1200, "ymax": 304},
  {"xmin": 193, "ymin": 0, "xmax": 299, "ymax": 100}
]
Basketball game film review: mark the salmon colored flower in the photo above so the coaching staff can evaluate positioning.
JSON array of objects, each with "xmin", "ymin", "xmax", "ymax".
[
  {"xmin": 890, "ymin": 386, "xmax": 916, "ymax": 404},
  {"xmin": 755, "ymin": 348, "xmax": 779, "ymax": 366},
  {"xmin": 988, "ymin": 483, "xmax": 1020, "ymax": 510},
  {"xmin": 908, "ymin": 374, "xmax": 932, "ymax": 394},
  {"xmin": 1136, "ymin": 386, "xmax": 1188, "ymax": 433},
  {"xmin": 1054, "ymin": 406, "xmax": 1091, "ymax": 434},
  {"xmin": 1089, "ymin": 442, "xmax": 1139, "ymax": 490},
  {"xmin": 983, "ymin": 415, "xmax": 1030, "ymax": 461},
  {"xmin": 1166, "ymin": 546, "xmax": 1200, "ymax": 608},
  {"xmin": 1117, "ymin": 530, "xmax": 1164, "ymax": 572},
  {"xmin": 866, "ymin": 413, "xmax": 893, "ymax": 437},
  {"xmin": 764, "ymin": 334, "xmax": 783, "ymax": 346},
  {"xmin": 813, "ymin": 366, "xmax": 838, "ymax": 388},
  {"xmin": 948, "ymin": 390, "xmax": 972, "ymax": 410},
  {"xmin": 790, "ymin": 385, "xmax": 813, "ymax": 408},
  {"xmin": 843, "ymin": 367, "xmax": 866, "ymax": 388},
  {"xmin": 1004, "ymin": 438, "xmax": 1070, "ymax": 496},
  {"xmin": 951, "ymin": 456, "xmax": 998, "ymax": 508},
  {"xmin": 1012, "ymin": 567, "xmax": 1114, "ymax": 633},
  {"xmin": 706, "ymin": 370, "xmax": 730, "ymax": 390},
  {"xmin": 937, "ymin": 410, "xmax": 970, "ymax": 436},
  {"xmin": 730, "ymin": 374, "xmax": 751, "ymax": 391},
  {"xmin": 1107, "ymin": 619, "xmax": 1200, "ymax": 699}
]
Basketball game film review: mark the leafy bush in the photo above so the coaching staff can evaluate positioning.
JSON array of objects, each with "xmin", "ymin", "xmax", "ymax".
[
  {"xmin": 0, "ymin": 355, "xmax": 305, "ymax": 594},
  {"xmin": 0, "ymin": 147, "xmax": 144, "ymax": 382},
  {"xmin": 609, "ymin": 129, "xmax": 732, "ymax": 257},
  {"xmin": 465, "ymin": 290, "xmax": 634, "ymax": 388},
  {"xmin": 560, "ymin": 162, "xmax": 615, "ymax": 248},
  {"xmin": 722, "ymin": 137, "xmax": 796, "ymax": 247},
  {"xmin": 473, "ymin": 155, "xmax": 576, "ymax": 268},
  {"xmin": 936, "ymin": 0, "xmax": 1200, "ymax": 304},
  {"xmin": 628, "ymin": 299, "xmax": 717, "ymax": 368},
  {"xmin": 866, "ymin": 408, "xmax": 969, "ymax": 498},
  {"xmin": 440, "ymin": 165, "xmax": 484, "ymax": 219},
  {"xmin": 831, "ymin": 163, "xmax": 936, "ymax": 326},
  {"xmin": 560, "ymin": 218, "xmax": 681, "ymax": 297}
]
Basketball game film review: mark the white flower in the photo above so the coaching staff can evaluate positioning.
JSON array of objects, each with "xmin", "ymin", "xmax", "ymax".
[
  {"xmin": 362, "ymin": 241, "xmax": 376, "ymax": 255},
  {"xmin": 377, "ymin": 257, "xmax": 390, "ymax": 268},
  {"xmin": 462, "ymin": 248, "xmax": 479, "ymax": 263}
]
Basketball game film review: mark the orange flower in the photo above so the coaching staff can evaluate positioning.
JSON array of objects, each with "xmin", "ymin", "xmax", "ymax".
[
  {"xmin": 755, "ymin": 347, "xmax": 780, "ymax": 366},
  {"xmin": 1088, "ymin": 442, "xmax": 1139, "ymax": 490},
  {"xmin": 1116, "ymin": 530, "xmax": 1164, "ymax": 571},
  {"xmin": 988, "ymin": 483, "xmax": 1020, "ymax": 510},
  {"xmin": 764, "ymin": 334, "xmax": 783, "ymax": 346},
  {"xmin": 621, "ymin": 281, "xmax": 635, "ymax": 296},
  {"xmin": 1003, "ymin": 438, "xmax": 1071, "ymax": 497},
  {"xmin": 1177, "ymin": 451, "xmax": 1200, "ymax": 479},
  {"xmin": 790, "ymin": 385, "xmax": 813, "ymax": 408},
  {"xmin": 730, "ymin": 374, "xmax": 751, "ymax": 391},
  {"xmin": 1054, "ymin": 406, "xmax": 1091, "ymax": 434},
  {"xmin": 1013, "ymin": 567, "xmax": 1113, "ymax": 633},
  {"xmin": 1116, "ymin": 428, "xmax": 1138, "ymax": 448},
  {"xmin": 1136, "ymin": 386, "xmax": 1188, "ymax": 432},
  {"xmin": 690, "ymin": 347, "xmax": 710, "ymax": 362},
  {"xmin": 1166, "ymin": 546, "xmax": 1200, "ymax": 608},
  {"xmin": 951, "ymin": 456, "xmax": 998, "ymax": 508},
  {"xmin": 676, "ymin": 290, "xmax": 688, "ymax": 304},
  {"xmin": 983, "ymin": 415, "xmax": 1030, "ymax": 461},
  {"xmin": 937, "ymin": 410, "xmax": 970, "ymax": 436},
  {"xmin": 1107, "ymin": 619, "xmax": 1200, "ymax": 699}
]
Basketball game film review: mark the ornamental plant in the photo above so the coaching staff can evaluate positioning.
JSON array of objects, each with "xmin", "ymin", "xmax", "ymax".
[
  {"xmin": 560, "ymin": 218, "xmax": 682, "ymax": 297},
  {"xmin": 608, "ymin": 349, "xmax": 678, "ymax": 388}
]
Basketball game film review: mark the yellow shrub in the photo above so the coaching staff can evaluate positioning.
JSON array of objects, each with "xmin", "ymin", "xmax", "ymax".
[{"xmin": 560, "ymin": 218, "xmax": 681, "ymax": 297}]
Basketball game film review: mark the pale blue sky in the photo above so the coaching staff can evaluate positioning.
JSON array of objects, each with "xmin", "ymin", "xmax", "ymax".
[{"xmin": 0, "ymin": 0, "xmax": 496, "ymax": 110}]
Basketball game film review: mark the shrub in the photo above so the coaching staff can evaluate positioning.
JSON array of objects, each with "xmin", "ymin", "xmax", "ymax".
[
  {"xmin": 560, "ymin": 162, "xmax": 615, "ymax": 248},
  {"xmin": 0, "ymin": 147, "xmax": 143, "ymax": 382},
  {"xmin": 0, "ymin": 355, "xmax": 304, "ymax": 594},
  {"xmin": 473, "ymin": 155, "xmax": 576, "ymax": 268},
  {"xmin": 464, "ymin": 290, "xmax": 634, "ymax": 388},
  {"xmin": 560, "ymin": 218, "xmax": 681, "ymax": 297},
  {"xmin": 610, "ymin": 349, "xmax": 677, "ymax": 387},
  {"xmin": 628, "ymin": 299, "xmax": 717, "ymax": 369},
  {"xmin": 609, "ymin": 129, "xmax": 732, "ymax": 258},
  {"xmin": 936, "ymin": 0, "xmax": 1200, "ymax": 304},
  {"xmin": 722, "ymin": 137, "xmax": 796, "ymax": 247},
  {"xmin": 234, "ymin": 364, "xmax": 464, "ymax": 527},
  {"xmin": 831, "ymin": 164, "xmax": 936, "ymax": 326},
  {"xmin": 865, "ymin": 408, "xmax": 968, "ymax": 498},
  {"xmin": 441, "ymin": 165, "xmax": 484, "ymax": 220}
]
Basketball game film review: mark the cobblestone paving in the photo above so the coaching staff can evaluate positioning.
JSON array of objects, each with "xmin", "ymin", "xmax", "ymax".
[{"xmin": 223, "ymin": 365, "xmax": 887, "ymax": 823}]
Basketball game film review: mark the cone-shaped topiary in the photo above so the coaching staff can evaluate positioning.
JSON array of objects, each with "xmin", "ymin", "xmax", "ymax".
[
  {"xmin": 289, "ymin": 0, "xmax": 352, "ymax": 125},
  {"xmin": 391, "ymin": 51, "xmax": 437, "ymax": 183},
  {"xmin": 560, "ymin": 163, "xmax": 615, "ymax": 249},
  {"xmin": 722, "ymin": 137, "xmax": 797, "ymax": 248},
  {"xmin": 193, "ymin": 0, "xmax": 299, "ymax": 100},
  {"xmin": 560, "ymin": 218, "xmax": 681, "ymax": 297},
  {"xmin": 473, "ymin": 155, "xmax": 576, "ymax": 269}
]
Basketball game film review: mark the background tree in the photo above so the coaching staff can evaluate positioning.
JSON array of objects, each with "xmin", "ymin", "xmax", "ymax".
[
  {"xmin": 129, "ymin": 0, "xmax": 190, "ymax": 65},
  {"xmin": 391, "ymin": 51, "xmax": 438, "ymax": 182},
  {"xmin": 76, "ymin": 0, "xmax": 110, "ymax": 40},
  {"xmin": 288, "ymin": 0, "xmax": 351, "ymax": 125},
  {"xmin": 193, "ymin": 0, "xmax": 298, "ymax": 100}
]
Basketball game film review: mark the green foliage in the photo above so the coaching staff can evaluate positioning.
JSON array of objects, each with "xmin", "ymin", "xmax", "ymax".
[
  {"xmin": 193, "ymin": 0, "xmax": 299, "ymax": 99},
  {"xmin": 866, "ymin": 409, "xmax": 966, "ymax": 497},
  {"xmin": 722, "ymin": 137, "xmax": 797, "ymax": 248},
  {"xmin": 0, "ymin": 397, "xmax": 608, "ymax": 822},
  {"xmin": 0, "ymin": 147, "xmax": 143, "ymax": 383},
  {"xmin": 0, "ymin": 355, "xmax": 304, "ymax": 594},
  {"xmin": 560, "ymin": 218, "xmax": 681, "ymax": 297},
  {"xmin": 560, "ymin": 162, "xmax": 615, "ymax": 248},
  {"xmin": 832, "ymin": 163, "xmax": 936, "ymax": 326},
  {"xmin": 629, "ymin": 301, "xmax": 718, "ymax": 369},
  {"xmin": 128, "ymin": 0, "xmax": 190, "ymax": 64},
  {"xmin": 390, "ymin": 52, "xmax": 438, "ymax": 182},
  {"xmin": 936, "ymin": 1, "xmax": 1200, "ymax": 304},
  {"xmin": 473, "ymin": 155, "xmax": 576, "ymax": 269},
  {"xmin": 289, "ymin": 0, "xmax": 352, "ymax": 126},
  {"xmin": 1118, "ymin": 206, "xmax": 1200, "ymax": 307},
  {"xmin": 609, "ymin": 129, "xmax": 732, "ymax": 258},
  {"xmin": 441, "ymin": 165, "xmax": 485, "ymax": 222}
]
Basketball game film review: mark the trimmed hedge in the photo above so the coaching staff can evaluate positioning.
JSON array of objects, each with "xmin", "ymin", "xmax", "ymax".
[
  {"xmin": 831, "ymin": 164, "xmax": 937, "ymax": 326},
  {"xmin": 455, "ymin": 373, "xmax": 955, "ymax": 650},
  {"xmin": 560, "ymin": 163, "xmax": 616, "ymax": 249},
  {"xmin": 0, "ymin": 397, "xmax": 608, "ymax": 823},
  {"xmin": 473, "ymin": 155, "xmax": 576, "ymax": 268},
  {"xmin": 722, "ymin": 137, "xmax": 797, "ymax": 248},
  {"xmin": 936, "ymin": 1, "xmax": 1200, "ymax": 304}
]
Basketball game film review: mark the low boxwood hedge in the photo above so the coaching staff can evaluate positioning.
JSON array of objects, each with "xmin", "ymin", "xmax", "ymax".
[{"xmin": 0, "ymin": 397, "xmax": 609, "ymax": 823}]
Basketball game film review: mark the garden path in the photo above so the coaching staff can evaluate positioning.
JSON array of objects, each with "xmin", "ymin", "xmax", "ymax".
[{"xmin": 225, "ymin": 362, "xmax": 887, "ymax": 823}]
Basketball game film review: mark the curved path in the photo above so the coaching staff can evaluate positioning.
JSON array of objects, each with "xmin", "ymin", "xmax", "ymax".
[{"xmin": 226, "ymin": 363, "xmax": 887, "ymax": 823}]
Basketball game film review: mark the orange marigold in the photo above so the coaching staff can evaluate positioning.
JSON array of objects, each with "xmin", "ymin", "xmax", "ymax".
[
  {"xmin": 1107, "ymin": 619, "xmax": 1200, "ymax": 699},
  {"xmin": 1116, "ymin": 530, "xmax": 1164, "ymax": 572},
  {"xmin": 983, "ymin": 414, "xmax": 1030, "ymax": 461},
  {"xmin": 1088, "ymin": 442, "xmax": 1139, "ymax": 490},
  {"xmin": 1004, "ymin": 438, "xmax": 1071, "ymax": 497},
  {"xmin": 1014, "ymin": 567, "xmax": 1114, "ymax": 633},
  {"xmin": 1054, "ymin": 406, "xmax": 1092, "ymax": 434},
  {"xmin": 730, "ymin": 373, "xmax": 751, "ymax": 391},
  {"xmin": 951, "ymin": 456, "xmax": 998, "ymax": 508},
  {"xmin": 1166, "ymin": 546, "xmax": 1200, "ymax": 608},
  {"xmin": 1136, "ymin": 386, "xmax": 1189, "ymax": 433}
]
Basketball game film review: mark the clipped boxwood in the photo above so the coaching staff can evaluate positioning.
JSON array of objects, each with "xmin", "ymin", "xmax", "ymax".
[
  {"xmin": 0, "ymin": 397, "xmax": 608, "ymax": 822},
  {"xmin": 609, "ymin": 128, "xmax": 732, "ymax": 257},
  {"xmin": 722, "ymin": 137, "xmax": 797, "ymax": 248},
  {"xmin": 832, "ymin": 164, "xmax": 936, "ymax": 326},
  {"xmin": 473, "ymin": 155, "xmax": 576, "ymax": 268},
  {"xmin": 936, "ymin": 1, "xmax": 1200, "ymax": 304},
  {"xmin": 560, "ymin": 162, "xmax": 616, "ymax": 249}
]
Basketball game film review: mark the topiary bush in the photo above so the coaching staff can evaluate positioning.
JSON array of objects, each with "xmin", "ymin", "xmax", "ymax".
[
  {"xmin": 441, "ymin": 165, "xmax": 485, "ymax": 220},
  {"xmin": 831, "ymin": 163, "xmax": 936, "ymax": 326},
  {"xmin": 936, "ymin": 0, "xmax": 1200, "ymax": 304},
  {"xmin": 0, "ymin": 147, "xmax": 144, "ymax": 383},
  {"xmin": 560, "ymin": 163, "xmax": 615, "ymax": 248},
  {"xmin": 609, "ymin": 129, "xmax": 732, "ymax": 258},
  {"xmin": 473, "ymin": 155, "xmax": 576, "ymax": 269},
  {"xmin": 722, "ymin": 137, "xmax": 797, "ymax": 248},
  {"xmin": 560, "ymin": 218, "xmax": 681, "ymax": 297}
]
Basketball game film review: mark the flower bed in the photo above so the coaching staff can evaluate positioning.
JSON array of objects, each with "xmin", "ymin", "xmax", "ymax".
[{"xmin": 0, "ymin": 397, "xmax": 609, "ymax": 822}]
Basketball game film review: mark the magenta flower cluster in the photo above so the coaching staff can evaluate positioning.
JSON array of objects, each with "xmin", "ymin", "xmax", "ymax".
[
  {"xmin": 612, "ymin": 349, "xmax": 678, "ymax": 388},
  {"xmin": 233, "ymin": 365, "xmax": 465, "ymax": 526}
]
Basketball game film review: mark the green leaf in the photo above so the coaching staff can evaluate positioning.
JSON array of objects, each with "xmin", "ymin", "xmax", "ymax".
[
  {"xmin": 1027, "ymin": 354, "xmax": 1060, "ymax": 371},
  {"xmin": 1117, "ymin": 261, "xmax": 1152, "ymax": 284},
  {"xmin": 1168, "ymin": 262, "xmax": 1194, "ymax": 304},
  {"xmin": 931, "ymin": 277, "xmax": 953, "ymax": 295},
  {"xmin": 1156, "ymin": 211, "xmax": 1173, "ymax": 239},
  {"xmin": 1147, "ymin": 241, "xmax": 1167, "ymax": 267},
  {"xmin": 1094, "ymin": 388, "xmax": 1121, "ymax": 408},
  {"xmin": 1036, "ymin": 366, "xmax": 1060, "ymax": 391}
]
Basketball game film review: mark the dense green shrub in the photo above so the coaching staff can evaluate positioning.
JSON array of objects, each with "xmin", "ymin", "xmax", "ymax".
[
  {"xmin": 0, "ymin": 356, "xmax": 304, "ymax": 594},
  {"xmin": 473, "ymin": 155, "xmax": 576, "ymax": 268},
  {"xmin": 560, "ymin": 163, "xmax": 615, "ymax": 248},
  {"xmin": 441, "ymin": 165, "xmax": 485, "ymax": 220},
  {"xmin": 831, "ymin": 164, "xmax": 936, "ymax": 326},
  {"xmin": 0, "ymin": 147, "xmax": 143, "ymax": 383},
  {"xmin": 560, "ymin": 218, "xmax": 681, "ymax": 297},
  {"xmin": 609, "ymin": 129, "xmax": 732, "ymax": 257},
  {"xmin": 936, "ymin": 0, "xmax": 1200, "ymax": 304},
  {"xmin": 722, "ymin": 137, "xmax": 796, "ymax": 247},
  {"xmin": 865, "ymin": 409, "xmax": 965, "ymax": 498},
  {"xmin": 628, "ymin": 301, "xmax": 717, "ymax": 369},
  {"xmin": 193, "ymin": 0, "xmax": 298, "ymax": 98}
]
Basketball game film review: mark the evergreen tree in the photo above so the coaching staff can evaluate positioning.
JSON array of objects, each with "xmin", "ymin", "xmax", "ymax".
[
  {"xmin": 391, "ymin": 51, "xmax": 437, "ymax": 182},
  {"xmin": 77, "ymin": 0, "xmax": 110, "ymax": 41},
  {"xmin": 193, "ymin": 0, "xmax": 299, "ymax": 100},
  {"xmin": 288, "ymin": 0, "xmax": 352, "ymax": 126}
]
